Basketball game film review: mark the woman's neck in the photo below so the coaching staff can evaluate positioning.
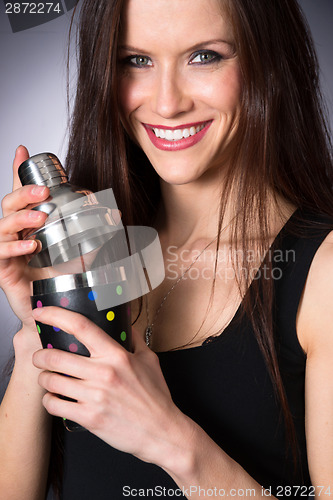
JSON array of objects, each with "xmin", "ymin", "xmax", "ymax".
[
  {"xmin": 155, "ymin": 174, "xmax": 296, "ymax": 250},
  {"xmin": 156, "ymin": 174, "xmax": 232, "ymax": 248}
]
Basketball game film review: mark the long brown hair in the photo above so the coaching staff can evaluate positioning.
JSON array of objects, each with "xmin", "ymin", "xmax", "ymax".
[
  {"xmin": 53, "ymin": 0, "xmax": 333, "ymax": 492},
  {"xmin": 213, "ymin": 0, "xmax": 333, "ymax": 468}
]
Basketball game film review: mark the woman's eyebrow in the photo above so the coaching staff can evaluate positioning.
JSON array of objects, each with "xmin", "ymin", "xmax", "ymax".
[
  {"xmin": 118, "ymin": 39, "xmax": 233, "ymax": 54},
  {"xmin": 118, "ymin": 45, "xmax": 150, "ymax": 53}
]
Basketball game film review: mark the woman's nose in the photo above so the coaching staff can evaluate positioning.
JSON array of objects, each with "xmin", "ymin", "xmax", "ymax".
[{"xmin": 151, "ymin": 68, "xmax": 194, "ymax": 119}]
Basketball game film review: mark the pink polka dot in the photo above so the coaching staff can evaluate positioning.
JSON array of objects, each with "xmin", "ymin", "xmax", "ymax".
[
  {"xmin": 127, "ymin": 306, "xmax": 131, "ymax": 316},
  {"xmin": 36, "ymin": 300, "xmax": 43, "ymax": 308},
  {"xmin": 47, "ymin": 343, "xmax": 53, "ymax": 349},
  {"xmin": 69, "ymin": 343, "xmax": 78, "ymax": 353},
  {"xmin": 60, "ymin": 297, "xmax": 69, "ymax": 307}
]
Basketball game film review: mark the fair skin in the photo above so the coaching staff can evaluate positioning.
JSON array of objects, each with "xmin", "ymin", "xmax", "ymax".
[
  {"xmin": 0, "ymin": 1, "xmax": 332, "ymax": 499},
  {"xmin": 0, "ymin": 146, "xmax": 52, "ymax": 500}
]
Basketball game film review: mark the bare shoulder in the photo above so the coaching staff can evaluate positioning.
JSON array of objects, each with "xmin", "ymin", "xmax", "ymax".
[{"xmin": 297, "ymin": 229, "xmax": 333, "ymax": 355}]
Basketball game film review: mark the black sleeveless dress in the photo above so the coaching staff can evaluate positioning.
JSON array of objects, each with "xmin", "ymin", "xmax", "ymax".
[{"xmin": 60, "ymin": 209, "xmax": 332, "ymax": 499}]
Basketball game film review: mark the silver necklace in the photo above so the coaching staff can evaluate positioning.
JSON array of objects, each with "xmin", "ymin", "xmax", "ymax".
[{"xmin": 145, "ymin": 219, "xmax": 235, "ymax": 348}]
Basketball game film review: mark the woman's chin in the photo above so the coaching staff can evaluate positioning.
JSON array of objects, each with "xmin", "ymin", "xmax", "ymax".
[
  {"xmin": 158, "ymin": 171, "xmax": 202, "ymax": 186},
  {"xmin": 149, "ymin": 159, "xmax": 210, "ymax": 186}
]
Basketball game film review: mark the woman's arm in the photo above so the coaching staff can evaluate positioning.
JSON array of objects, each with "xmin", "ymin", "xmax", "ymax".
[
  {"xmin": 296, "ymin": 231, "xmax": 333, "ymax": 496},
  {"xmin": 0, "ymin": 327, "xmax": 52, "ymax": 500},
  {"xmin": 164, "ymin": 421, "xmax": 267, "ymax": 499},
  {"xmin": 0, "ymin": 146, "xmax": 52, "ymax": 499}
]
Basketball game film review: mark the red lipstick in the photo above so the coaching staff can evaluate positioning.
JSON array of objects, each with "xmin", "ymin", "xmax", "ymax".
[{"xmin": 142, "ymin": 121, "xmax": 212, "ymax": 151}]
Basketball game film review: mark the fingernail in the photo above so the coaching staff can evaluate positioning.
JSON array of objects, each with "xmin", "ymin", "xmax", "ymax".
[
  {"xmin": 31, "ymin": 186, "xmax": 46, "ymax": 196},
  {"xmin": 29, "ymin": 211, "xmax": 42, "ymax": 220},
  {"xmin": 15, "ymin": 145, "xmax": 24, "ymax": 154},
  {"xmin": 20, "ymin": 240, "xmax": 36, "ymax": 249}
]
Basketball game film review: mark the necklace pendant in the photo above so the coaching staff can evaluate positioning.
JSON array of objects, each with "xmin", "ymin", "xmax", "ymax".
[{"xmin": 145, "ymin": 325, "xmax": 153, "ymax": 347}]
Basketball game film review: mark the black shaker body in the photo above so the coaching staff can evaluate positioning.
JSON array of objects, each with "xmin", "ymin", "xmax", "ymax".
[{"xmin": 31, "ymin": 269, "xmax": 132, "ymax": 431}]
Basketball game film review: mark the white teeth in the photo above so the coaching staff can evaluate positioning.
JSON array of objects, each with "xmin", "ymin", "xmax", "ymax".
[
  {"xmin": 165, "ymin": 130, "xmax": 174, "ymax": 141},
  {"xmin": 173, "ymin": 129, "xmax": 183, "ymax": 141},
  {"xmin": 152, "ymin": 123, "xmax": 206, "ymax": 141}
]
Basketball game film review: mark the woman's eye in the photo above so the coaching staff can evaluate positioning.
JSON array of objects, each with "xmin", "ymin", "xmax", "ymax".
[
  {"xmin": 190, "ymin": 51, "xmax": 222, "ymax": 65},
  {"xmin": 128, "ymin": 55, "xmax": 152, "ymax": 67}
]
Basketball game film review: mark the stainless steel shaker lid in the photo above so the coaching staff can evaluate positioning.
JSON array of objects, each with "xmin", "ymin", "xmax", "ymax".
[
  {"xmin": 18, "ymin": 153, "xmax": 68, "ymax": 188},
  {"xmin": 27, "ymin": 205, "xmax": 118, "ymax": 268},
  {"xmin": 18, "ymin": 153, "xmax": 121, "ymax": 268}
]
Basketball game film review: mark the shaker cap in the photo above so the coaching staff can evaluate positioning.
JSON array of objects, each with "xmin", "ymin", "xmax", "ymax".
[{"xmin": 18, "ymin": 153, "xmax": 68, "ymax": 188}]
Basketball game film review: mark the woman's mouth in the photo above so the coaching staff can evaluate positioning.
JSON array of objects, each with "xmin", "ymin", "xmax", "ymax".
[{"xmin": 142, "ymin": 120, "xmax": 212, "ymax": 151}]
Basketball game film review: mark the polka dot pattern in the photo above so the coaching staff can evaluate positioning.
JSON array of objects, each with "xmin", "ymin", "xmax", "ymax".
[
  {"xmin": 69, "ymin": 343, "xmax": 78, "ymax": 353},
  {"xmin": 106, "ymin": 310, "xmax": 115, "ymax": 321},
  {"xmin": 32, "ymin": 285, "xmax": 131, "ymax": 359},
  {"xmin": 88, "ymin": 290, "xmax": 97, "ymax": 301},
  {"xmin": 60, "ymin": 297, "xmax": 69, "ymax": 307}
]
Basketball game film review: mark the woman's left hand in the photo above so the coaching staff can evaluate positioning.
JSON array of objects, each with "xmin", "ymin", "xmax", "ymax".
[{"xmin": 32, "ymin": 306, "xmax": 194, "ymax": 471}]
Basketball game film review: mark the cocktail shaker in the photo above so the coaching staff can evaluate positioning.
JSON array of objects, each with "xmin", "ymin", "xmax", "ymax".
[
  {"xmin": 18, "ymin": 152, "xmax": 119, "ymax": 268},
  {"xmin": 19, "ymin": 153, "xmax": 132, "ymax": 431}
]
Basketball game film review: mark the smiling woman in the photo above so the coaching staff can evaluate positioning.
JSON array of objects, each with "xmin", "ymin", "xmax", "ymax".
[
  {"xmin": 0, "ymin": 0, "xmax": 333, "ymax": 499},
  {"xmin": 118, "ymin": 0, "xmax": 241, "ymax": 182}
]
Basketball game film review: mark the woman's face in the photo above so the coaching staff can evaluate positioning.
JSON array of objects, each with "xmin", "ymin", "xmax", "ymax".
[{"xmin": 118, "ymin": 0, "xmax": 242, "ymax": 185}]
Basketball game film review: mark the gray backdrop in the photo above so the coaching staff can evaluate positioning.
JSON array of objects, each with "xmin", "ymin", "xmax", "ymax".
[{"xmin": 0, "ymin": 1, "xmax": 332, "ymax": 380}]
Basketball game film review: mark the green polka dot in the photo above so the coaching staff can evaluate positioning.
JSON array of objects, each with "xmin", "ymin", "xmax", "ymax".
[
  {"xmin": 37, "ymin": 324, "xmax": 41, "ymax": 334},
  {"xmin": 106, "ymin": 310, "xmax": 115, "ymax": 321},
  {"xmin": 116, "ymin": 285, "xmax": 123, "ymax": 295},
  {"xmin": 120, "ymin": 331, "xmax": 126, "ymax": 342},
  {"xmin": 63, "ymin": 417, "xmax": 66, "ymax": 421}
]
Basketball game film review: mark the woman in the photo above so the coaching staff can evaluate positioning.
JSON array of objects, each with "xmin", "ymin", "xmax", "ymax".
[{"xmin": 0, "ymin": 0, "xmax": 332, "ymax": 498}]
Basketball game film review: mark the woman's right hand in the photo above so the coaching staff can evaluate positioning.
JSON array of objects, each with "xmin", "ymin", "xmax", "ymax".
[{"xmin": 0, "ymin": 146, "xmax": 49, "ymax": 332}]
